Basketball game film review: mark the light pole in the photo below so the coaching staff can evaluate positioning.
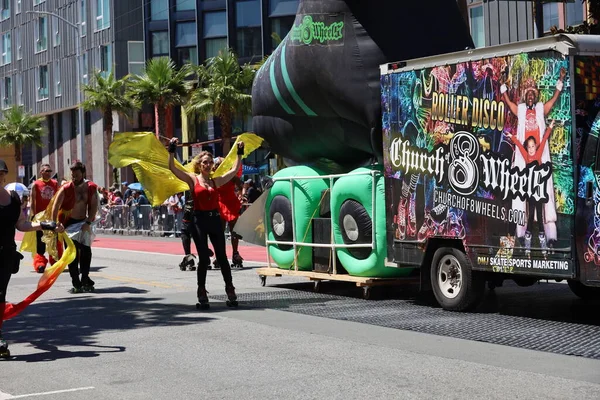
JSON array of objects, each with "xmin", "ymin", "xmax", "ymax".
[{"xmin": 27, "ymin": 10, "xmax": 85, "ymax": 165}]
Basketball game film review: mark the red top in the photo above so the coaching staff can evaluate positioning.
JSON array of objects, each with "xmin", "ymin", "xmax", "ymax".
[
  {"xmin": 32, "ymin": 179, "xmax": 58, "ymax": 213},
  {"xmin": 60, "ymin": 181, "xmax": 98, "ymax": 212},
  {"xmin": 512, "ymin": 125, "xmax": 552, "ymax": 165},
  {"xmin": 193, "ymin": 177, "xmax": 219, "ymax": 211}
]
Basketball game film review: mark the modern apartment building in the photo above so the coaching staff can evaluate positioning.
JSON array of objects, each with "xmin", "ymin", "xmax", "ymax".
[
  {"xmin": 463, "ymin": 0, "xmax": 589, "ymax": 48},
  {"xmin": 142, "ymin": 0, "xmax": 298, "ymax": 165},
  {"xmin": 0, "ymin": 0, "xmax": 144, "ymax": 187}
]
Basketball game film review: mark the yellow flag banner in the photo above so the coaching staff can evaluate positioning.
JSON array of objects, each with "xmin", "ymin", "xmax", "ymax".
[
  {"xmin": 4, "ymin": 233, "xmax": 77, "ymax": 321},
  {"xmin": 108, "ymin": 132, "xmax": 264, "ymax": 206}
]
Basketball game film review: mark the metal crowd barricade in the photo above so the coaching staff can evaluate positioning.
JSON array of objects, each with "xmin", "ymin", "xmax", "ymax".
[{"xmin": 95, "ymin": 204, "xmax": 184, "ymax": 237}]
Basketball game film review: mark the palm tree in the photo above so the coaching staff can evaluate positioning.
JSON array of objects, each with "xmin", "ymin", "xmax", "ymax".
[
  {"xmin": 0, "ymin": 105, "xmax": 44, "ymax": 162},
  {"xmin": 186, "ymin": 49, "xmax": 255, "ymax": 154},
  {"xmin": 82, "ymin": 70, "xmax": 136, "ymax": 185},
  {"xmin": 127, "ymin": 57, "xmax": 194, "ymax": 139}
]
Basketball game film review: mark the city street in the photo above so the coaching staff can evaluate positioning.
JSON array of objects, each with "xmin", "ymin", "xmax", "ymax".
[{"xmin": 1, "ymin": 234, "xmax": 599, "ymax": 399}]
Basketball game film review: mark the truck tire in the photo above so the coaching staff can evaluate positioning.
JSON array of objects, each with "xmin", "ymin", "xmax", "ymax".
[
  {"xmin": 430, "ymin": 247, "xmax": 484, "ymax": 311},
  {"xmin": 567, "ymin": 280, "xmax": 600, "ymax": 300}
]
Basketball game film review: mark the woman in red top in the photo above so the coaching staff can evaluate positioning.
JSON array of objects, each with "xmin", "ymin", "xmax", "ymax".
[
  {"xmin": 168, "ymin": 138, "xmax": 244, "ymax": 308},
  {"xmin": 213, "ymin": 157, "xmax": 243, "ymax": 266}
]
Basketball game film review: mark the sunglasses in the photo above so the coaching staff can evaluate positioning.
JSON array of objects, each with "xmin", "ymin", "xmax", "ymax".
[{"xmin": 42, "ymin": 169, "xmax": 52, "ymax": 173}]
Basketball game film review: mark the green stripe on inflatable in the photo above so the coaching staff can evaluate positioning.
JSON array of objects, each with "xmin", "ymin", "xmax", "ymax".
[
  {"xmin": 269, "ymin": 57, "xmax": 295, "ymax": 115},
  {"xmin": 280, "ymin": 45, "xmax": 317, "ymax": 117}
]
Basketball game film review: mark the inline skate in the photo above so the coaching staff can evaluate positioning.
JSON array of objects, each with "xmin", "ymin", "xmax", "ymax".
[
  {"xmin": 231, "ymin": 252, "xmax": 244, "ymax": 269},
  {"xmin": 82, "ymin": 277, "xmax": 95, "ymax": 293},
  {"xmin": 0, "ymin": 331, "xmax": 9, "ymax": 358}
]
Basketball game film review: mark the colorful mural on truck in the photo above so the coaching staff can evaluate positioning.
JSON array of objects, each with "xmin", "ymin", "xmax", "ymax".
[{"xmin": 382, "ymin": 52, "xmax": 574, "ymax": 277}]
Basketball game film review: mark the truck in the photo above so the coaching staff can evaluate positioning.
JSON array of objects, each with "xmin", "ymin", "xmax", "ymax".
[
  {"xmin": 256, "ymin": 34, "xmax": 600, "ymax": 311},
  {"xmin": 381, "ymin": 34, "xmax": 600, "ymax": 310}
]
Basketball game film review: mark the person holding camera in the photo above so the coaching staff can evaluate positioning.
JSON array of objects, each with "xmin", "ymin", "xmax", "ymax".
[{"xmin": 0, "ymin": 160, "xmax": 64, "ymax": 358}]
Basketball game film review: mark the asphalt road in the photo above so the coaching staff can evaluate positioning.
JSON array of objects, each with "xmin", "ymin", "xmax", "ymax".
[{"xmin": 1, "ymin": 244, "xmax": 599, "ymax": 399}]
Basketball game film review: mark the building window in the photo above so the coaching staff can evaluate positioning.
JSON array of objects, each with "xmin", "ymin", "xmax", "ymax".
[
  {"xmin": 177, "ymin": 47, "xmax": 198, "ymax": 66},
  {"xmin": 35, "ymin": 16, "xmax": 48, "ymax": 53},
  {"xmin": 15, "ymin": 0, "xmax": 20, "ymax": 14},
  {"xmin": 176, "ymin": 22, "xmax": 197, "ymax": 65},
  {"xmin": 1, "ymin": 32, "xmax": 10, "ymax": 65},
  {"xmin": 269, "ymin": 0, "xmax": 298, "ymax": 17},
  {"xmin": 128, "ymin": 41, "xmax": 145, "ymax": 75},
  {"xmin": 53, "ymin": 19, "xmax": 60, "ymax": 47},
  {"xmin": 37, "ymin": 65, "xmax": 49, "ymax": 101},
  {"xmin": 1, "ymin": 76, "xmax": 12, "ymax": 109},
  {"xmin": 469, "ymin": 5, "xmax": 484, "ymax": 48},
  {"xmin": 203, "ymin": 11, "xmax": 227, "ymax": 60},
  {"xmin": 1, "ymin": 0, "xmax": 10, "ymax": 21},
  {"xmin": 81, "ymin": 0, "xmax": 87, "ymax": 36},
  {"xmin": 82, "ymin": 53, "xmax": 88, "ymax": 84},
  {"xmin": 15, "ymin": 27, "xmax": 21, "ymax": 59},
  {"xmin": 15, "ymin": 73, "xmax": 22, "ymax": 105},
  {"xmin": 270, "ymin": 16, "xmax": 294, "ymax": 47},
  {"xmin": 151, "ymin": 0, "xmax": 169, "ymax": 21},
  {"xmin": 96, "ymin": 0, "xmax": 110, "ymax": 30},
  {"xmin": 151, "ymin": 31, "xmax": 169, "ymax": 57},
  {"xmin": 543, "ymin": 3, "xmax": 559, "ymax": 32},
  {"xmin": 55, "ymin": 60, "xmax": 61, "ymax": 97},
  {"xmin": 235, "ymin": 0, "xmax": 262, "ymax": 60},
  {"xmin": 99, "ymin": 44, "xmax": 112, "ymax": 75},
  {"xmin": 34, "ymin": 0, "xmax": 45, "ymax": 4},
  {"xmin": 176, "ymin": 0, "xmax": 195, "ymax": 11},
  {"xmin": 566, "ymin": 1, "xmax": 585, "ymax": 27}
]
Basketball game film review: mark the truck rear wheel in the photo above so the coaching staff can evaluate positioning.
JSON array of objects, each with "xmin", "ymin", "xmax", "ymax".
[
  {"xmin": 567, "ymin": 280, "xmax": 600, "ymax": 300},
  {"xmin": 430, "ymin": 247, "xmax": 484, "ymax": 311}
]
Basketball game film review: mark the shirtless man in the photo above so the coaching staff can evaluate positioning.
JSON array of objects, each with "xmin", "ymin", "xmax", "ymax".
[{"xmin": 51, "ymin": 161, "xmax": 98, "ymax": 293}]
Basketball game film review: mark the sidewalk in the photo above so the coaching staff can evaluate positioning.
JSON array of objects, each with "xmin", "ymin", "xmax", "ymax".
[{"xmin": 15, "ymin": 231, "xmax": 269, "ymax": 263}]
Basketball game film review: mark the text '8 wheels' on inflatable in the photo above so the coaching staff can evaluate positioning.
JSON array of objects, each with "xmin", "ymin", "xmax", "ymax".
[
  {"xmin": 331, "ymin": 166, "xmax": 414, "ymax": 278},
  {"xmin": 266, "ymin": 166, "xmax": 329, "ymax": 270}
]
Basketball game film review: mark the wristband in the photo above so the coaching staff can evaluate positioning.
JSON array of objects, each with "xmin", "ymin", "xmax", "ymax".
[
  {"xmin": 237, "ymin": 145, "xmax": 245, "ymax": 155},
  {"xmin": 556, "ymin": 80, "xmax": 563, "ymax": 91},
  {"xmin": 500, "ymin": 84, "xmax": 508, "ymax": 94},
  {"xmin": 40, "ymin": 221, "xmax": 57, "ymax": 231},
  {"xmin": 168, "ymin": 141, "xmax": 177, "ymax": 153}
]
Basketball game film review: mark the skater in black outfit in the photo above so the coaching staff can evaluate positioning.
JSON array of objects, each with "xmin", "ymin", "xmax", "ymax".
[
  {"xmin": 167, "ymin": 139, "xmax": 245, "ymax": 308},
  {"xmin": 0, "ymin": 160, "xmax": 63, "ymax": 358}
]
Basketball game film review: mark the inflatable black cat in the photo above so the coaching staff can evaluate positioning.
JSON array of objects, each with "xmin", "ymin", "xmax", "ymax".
[{"xmin": 252, "ymin": 0, "xmax": 473, "ymax": 168}]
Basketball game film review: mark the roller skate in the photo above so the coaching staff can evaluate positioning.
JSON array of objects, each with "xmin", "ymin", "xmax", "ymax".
[
  {"xmin": 225, "ymin": 285, "xmax": 238, "ymax": 307},
  {"xmin": 539, "ymin": 232, "xmax": 548, "ymax": 257},
  {"xmin": 196, "ymin": 287, "xmax": 210, "ymax": 310},
  {"xmin": 524, "ymin": 231, "xmax": 532, "ymax": 257},
  {"xmin": 0, "ymin": 332, "xmax": 10, "ymax": 359},
  {"xmin": 69, "ymin": 286, "xmax": 83, "ymax": 294},
  {"xmin": 231, "ymin": 252, "xmax": 244, "ymax": 269},
  {"xmin": 34, "ymin": 254, "xmax": 47, "ymax": 273},
  {"xmin": 82, "ymin": 277, "xmax": 95, "ymax": 293},
  {"xmin": 179, "ymin": 254, "xmax": 196, "ymax": 271}
]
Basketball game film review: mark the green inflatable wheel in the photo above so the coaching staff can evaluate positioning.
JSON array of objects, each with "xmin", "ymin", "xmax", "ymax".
[
  {"xmin": 331, "ymin": 166, "xmax": 414, "ymax": 277},
  {"xmin": 265, "ymin": 166, "xmax": 329, "ymax": 270}
]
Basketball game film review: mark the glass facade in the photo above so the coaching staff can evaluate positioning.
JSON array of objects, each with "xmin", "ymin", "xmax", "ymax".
[
  {"xmin": 566, "ymin": 1, "xmax": 585, "ymax": 27},
  {"xmin": 235, "ymin": 0, "xmax": 261, "ymax": 60},
  {"xmin": 176, "ymin": 0, "xmax": 195, "ymax": 11},
  {"xmin": 469, "ymin": 5, "xmax": 484, "ymax": 48},
  {"xmin": 151, "ymin": 0, "xmax": 169, "ymax": 21},
  {"xmin": 152, "ymin": 31, "xmax": 169, "ymax": 57},
  {"xmin": 543, "ymin": 3, "xmax": 559, "ymax": 32}
]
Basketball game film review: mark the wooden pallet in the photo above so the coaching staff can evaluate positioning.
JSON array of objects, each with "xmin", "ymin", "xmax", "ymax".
[{"xmin": 256, "ymin": 267, "xmax": 418, "ymax": 299}]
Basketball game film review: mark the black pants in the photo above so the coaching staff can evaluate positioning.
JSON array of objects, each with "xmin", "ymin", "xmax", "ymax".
[
  {"xmin": 36, "ymin": 230, "xmax": 46, "ymax": 256},
  {"xmin": 181, "ymin": 219, "xmax": 201, "ymax": 255},
  {"xmin": 0, "ymin": 246, "xmax": 17, "ymax": 328},
  {"xmin": 65, "ymin": 219, "xmax": 93, "ymax": 288},
  {"xmin": 527, "ymin": 198, "xmax": 544, "ymax": 233},
  {"xmin": 194, "ymin": 210, "xmax": 232, "ymax": 289}
]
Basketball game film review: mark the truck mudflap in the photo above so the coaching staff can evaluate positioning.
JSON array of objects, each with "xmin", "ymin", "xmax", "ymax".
[{"xmin": 391, "ymin": 239, "xmax": 425, "ymax": 267}]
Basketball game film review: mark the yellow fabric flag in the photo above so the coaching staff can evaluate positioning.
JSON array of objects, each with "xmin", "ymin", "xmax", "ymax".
[{"xmin": 108, "ymin": 132, "xmax": 264, "ymax": 207}]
